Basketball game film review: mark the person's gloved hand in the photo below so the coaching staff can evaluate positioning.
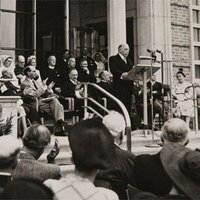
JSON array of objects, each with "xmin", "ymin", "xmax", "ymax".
[{"xmin": 47, "ymin": 139, "xmax": 60, "ymax": 164}]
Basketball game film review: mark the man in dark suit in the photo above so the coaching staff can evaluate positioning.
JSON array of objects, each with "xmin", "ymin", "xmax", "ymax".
[
  {"xmin": 61, "ymin": 68, "xmax": 83, "ymax": 118},
  {"xmin": 134, "ymin": 118, "xmax": 190, "ymax": 196},
  {"xmin": 76, "ymin": 47, "xmax": 97, "ymax": 75},
  {"xmin": 147, "ymin": 74, "xmax": 162, "ymax": 129},
  {"xmin": 109, "ymin": 43, "xmax": 133, "ymax": 114},
  {"xmin": 94, "ymin": 111, "xmax": 135, "ymax": 200},
  {"xmin": 41, "ymin": 55, "xmax": 61, "ymax": 92}
]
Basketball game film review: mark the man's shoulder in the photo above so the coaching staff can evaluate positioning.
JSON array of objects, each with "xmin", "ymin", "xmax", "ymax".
[
  {"xmin": 116, "ymin": 146, "xmax": 135, "ymax": 160},
  {"xmin": 134, "ymin": 152, "xmax": 160, "ymax": 165}
]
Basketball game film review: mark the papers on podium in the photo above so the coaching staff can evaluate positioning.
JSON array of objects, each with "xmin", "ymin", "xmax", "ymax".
[{"xmin": 125, "ymin": 64, "xmax": 161, "ymax": 81}]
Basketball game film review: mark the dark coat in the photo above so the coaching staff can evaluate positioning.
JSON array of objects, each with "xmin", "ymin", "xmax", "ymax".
[
  {"xmin": 76, "ymin": 56, "xmax": 97, "ymax": 74},
  {"xmin": 134, "ymin": 152, "xmax": 172, "ymax": 196},
  {"xmin": 61, "ymin": 79, "xmax": 76, "ymax": 98},
  {"xmin": 109, "ymin": 54, "xmax": 133, "ymax": 113},
  {"xmin": 94, "ymin": 145, "xmax": 135, "ymax": 200},
  {"xmin": 40, "ymin": 66, "xmax": 61, "ymax": 88}
]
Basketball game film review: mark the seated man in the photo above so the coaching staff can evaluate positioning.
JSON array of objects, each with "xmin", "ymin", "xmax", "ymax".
[
  {"xmin": 134, "ymin": 118, "xmax": 190, "ymax": 196},
  {"xmin": 77, "ymin": 59, "xmax": 96, "ymax": 83},
  {"xmin": 94, "ymin": 111, "xmax": 135, "ymax": 200},
  {"xmin": 12, "ymin": 124, "xmax": 66, "ymax": 182},
  {"xmin": 21, "ymin": 66, "xmax": 66, "ymax": 135},
  {"xmin": 44, "ymin": 118, "xmax": 118, "ymax": 200}
]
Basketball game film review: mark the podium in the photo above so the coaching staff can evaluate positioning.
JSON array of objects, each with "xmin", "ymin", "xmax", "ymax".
[
  {"xmin": 126, "ymin": 64, "xmax": 160, "ymax": 132},
  {"xmin": 0, "ymin": 96, "xmax": 21, "ymax": 138}
]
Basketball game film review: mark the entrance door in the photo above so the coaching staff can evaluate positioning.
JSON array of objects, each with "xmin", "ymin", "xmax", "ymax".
[{"xmin": 73, "ymin": 27, "xmax": 98, "ymax": 57}]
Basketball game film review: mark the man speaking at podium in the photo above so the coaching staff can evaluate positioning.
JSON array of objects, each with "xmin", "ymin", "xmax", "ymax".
[{"xmin": 109, "ymin": 43, "xmax": 133, "ymax": 114}]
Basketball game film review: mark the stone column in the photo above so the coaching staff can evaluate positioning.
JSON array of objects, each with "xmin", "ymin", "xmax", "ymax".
[
  {"xmin": 136, "ymin": 0, "xmax": 172, "ymax": 82},
  {"xmin": 107, "ymin": 0, "xmax": 127, "ymax": 57}
]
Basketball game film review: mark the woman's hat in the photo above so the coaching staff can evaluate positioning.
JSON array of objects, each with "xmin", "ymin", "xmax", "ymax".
[
  {"xmin": 27, "ymin": 55, "xmax": 36, "ymax": 64},
  {"xmin": 160, "ymin": 143, "xmax": 200, "ymax": 199},
  {"xmin": 68, "ymin": 118, "xmax": 116, "ymax": 171}
]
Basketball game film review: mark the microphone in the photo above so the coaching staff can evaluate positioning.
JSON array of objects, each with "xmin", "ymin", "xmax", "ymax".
[
  {"xmin": 147, "ymin": 49, "xmax": 154, "ymax": 53},
  {"xmin": 156, "ymin": 49, "xmax": 162, "ymax": 53}
]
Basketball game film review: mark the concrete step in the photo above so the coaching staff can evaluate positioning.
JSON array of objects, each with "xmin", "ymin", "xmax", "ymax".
[{"xmin": 38, "ymin": 130, "xmax": 200, "ymax": 165}]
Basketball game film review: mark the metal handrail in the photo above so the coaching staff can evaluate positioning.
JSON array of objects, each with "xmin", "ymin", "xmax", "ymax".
[
  {"xmin": 75, "ymin": 82, "xmax": 132, "ymax": 151},
  {"xmin": 184, "ymin": 84, "xmax": 200, "ymax": 133}
]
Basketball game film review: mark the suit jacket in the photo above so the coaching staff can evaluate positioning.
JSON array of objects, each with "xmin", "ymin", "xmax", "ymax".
[
  {"xmin": 61, "ymin": 79, "xmax": 76, "ymax": 98},
  {"xmin": 98, "ymin": 81, "xmax": 113, "ymax": 95},
  {"xmin": 21, "ymin": 77, "xmax": 46, "ymax": 99},
  {"xmin": 12, "ymin": 152, "xmax": 61, "ymax": 182},
  {"xmin": 109, "ymin": 54, "xmax": 133, "ymax": 112},
  {"xmin": 134, "ymin": 152, "xmax": 172, "ymax": 196},
  {"xmin": 147, "ymin": 81, "xmax": 162, "ymax": 102},
  {"xmin": 40, "ymin": 66, "xmax": 60, "ymax": 88},
  {"xmin": 76, "ymin": 56, "xmax": 97, "ymax": 74},
  {"xmin": 95, "ymin": 145, "xmax": 135, "ymax": 200}
]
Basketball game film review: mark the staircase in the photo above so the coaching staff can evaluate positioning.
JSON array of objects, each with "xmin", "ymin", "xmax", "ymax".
[{"xmin": 38, "ymin": 130, "xmax": 200, "ymax": 165}]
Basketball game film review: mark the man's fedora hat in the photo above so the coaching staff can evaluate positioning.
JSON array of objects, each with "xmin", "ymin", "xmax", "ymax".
[{"xmin": 160, "ymin": 143, "xmax": 200, "ymax": 200}]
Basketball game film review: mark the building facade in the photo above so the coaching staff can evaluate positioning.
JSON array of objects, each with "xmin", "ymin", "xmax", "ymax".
[{"xmin": 0, "ymin": 0, "xmax": 199, "ymax": 126}]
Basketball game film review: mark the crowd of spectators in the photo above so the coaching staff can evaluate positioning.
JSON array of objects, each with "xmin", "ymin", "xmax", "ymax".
[{"xmin": 0, "ymin": 112, "xmax": 199, "ymax": 199}]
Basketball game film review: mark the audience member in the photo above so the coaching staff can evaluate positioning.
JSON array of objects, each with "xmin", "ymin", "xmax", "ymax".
[
  {"xmin": 146, "ymin": 74, "xmax": 162, "ymax": 129},
  {"xmin": 41, "ymin": 55, "xmax": 61, "ymax": 92},
  {"xmin": 76, "ymin": 47, "xmax": 97, "ymax": 75},
  {"xmin": 172, "ymin": 68, "xmax": 194, "ymax": 127},
  {"xmin": 77, "ymin": 59, "xmax": 96, "ymax": 83},
  {"xmin": 0, "ymin": 135, "xmax": 21, "ymax": 193},
  {"xmin": 0, "ymin": 55, "xmax": 17, "ymax": 80},
  {"xmin": 26, "ymin": 55, "xmax": 42, "ymax": 81},
  {"xmin": 12, "ymin": 124, "xmax": 62, "ymax": 182},
  {"xmin": 44, "ymin": 118, "xmax": 119, "ymax": 200},
  {"xmin": 98, "ymin": 70, "xmax": 113, "ymax": 94},
  {"xmin": 21, "ymin": 66, "xmax": 66, "ymax": 135},
  {"xmin": 134, "ymin": 118, "xmax": 189, "ymax": 196},
  {"xmin": 94, "ymin": 111, "xmax": 135, "ymax": 200},
  {"xmin": 58, "ymin": 49, "xmax": 71, "ymax": 82},
  {"xmin": 159, "ymin": 142, "xmax": 200, "ymax": 200},
  {"xmin": 92, "ymin": 52, "xmax": 106, "ymax": 82},
  {"xmin": 2, "ymin": 178, "xmax": 54, "ymax": 200},
  {"xmin": 109, "ymin": 43, "xmax": 133, "ymax": 114},
  {"xmin": 15, "ymin": 55, "xmax": 26, "ymax": 84}
]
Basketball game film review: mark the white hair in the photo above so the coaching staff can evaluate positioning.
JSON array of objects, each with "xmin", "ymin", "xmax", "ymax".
[{"xmin": 102, "ymin": 110, "xmax": 126, "ymax": 138}]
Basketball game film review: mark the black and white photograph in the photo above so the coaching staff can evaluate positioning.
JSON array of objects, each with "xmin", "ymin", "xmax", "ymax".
[{"xmin": 0, "ymin": 0, "xmax": 200, "ymax": 199}]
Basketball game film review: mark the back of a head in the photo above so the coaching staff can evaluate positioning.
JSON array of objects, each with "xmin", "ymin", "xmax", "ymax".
[
  {"xmin": 103, "ymin": 111, "xmax": 126, "ymax": 139},
  {"xmin": 2, "ymin": 178, "xmax": 54, "ymax": 199},
  {"xmin": 22, "ymin": 124, "xmax": 51, "ymax": 150},
  {"xmin": 68, "ymin": 118, "xmax": 116, "ymax": 172},
  {"xmin": 161, "ymin": 118, "xmax": 189, "ymax": 145}
]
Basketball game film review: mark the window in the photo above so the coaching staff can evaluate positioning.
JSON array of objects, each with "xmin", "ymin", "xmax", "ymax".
[
  {"xmin": 195, "ymin": 65, "xmax": 200, "ymax": 78},
  {"xmin": 194, "ymin": 46, "xmax": 200, "ymax": 60},
  {"xmin": 193, "ymin": 10, "xmax": 200, "ymax": 23},
  {"xmin": 193, "ymin": 0, "xmax": 199, "ymax": 6},
  {"xmin": 194, "ymin": 28, "xmax": 200, "ymax": 41}
]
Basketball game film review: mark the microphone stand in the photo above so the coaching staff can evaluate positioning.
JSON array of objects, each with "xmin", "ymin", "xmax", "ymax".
[{"xmin": 145, "ymin": 50, "xmax": 160, "ymax": 148}]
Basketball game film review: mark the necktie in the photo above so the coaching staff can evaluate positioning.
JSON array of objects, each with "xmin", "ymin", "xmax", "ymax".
[
  {"xmin": 33, "ymin": 80, "xmax": 38, "ymax": 89},
  {"xmin": 124, "ymin": 57, "xmax": 127, "ymax": 63}
]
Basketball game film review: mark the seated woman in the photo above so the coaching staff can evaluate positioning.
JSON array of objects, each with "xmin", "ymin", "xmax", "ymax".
[{"xmin": 172, "ymin": 68, "xmax": 194, "ymax": 127}]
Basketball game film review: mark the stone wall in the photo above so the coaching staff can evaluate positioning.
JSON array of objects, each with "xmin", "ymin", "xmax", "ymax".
[{"xmin": 170, "ymin": 0, "xmax": 191, "ymax": 81}]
